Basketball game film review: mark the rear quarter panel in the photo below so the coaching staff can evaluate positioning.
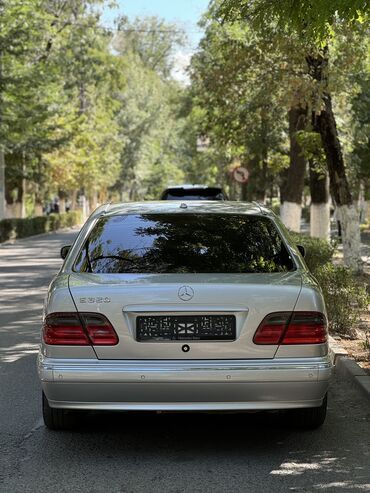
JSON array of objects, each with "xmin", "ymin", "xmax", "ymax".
[
  {"xmin": 42, "ymin": 273, "xmax": 96, "ymax": 359},
  {"xmin": 275, "ymin": 272, "xmax": 328, "ymax": 358}
]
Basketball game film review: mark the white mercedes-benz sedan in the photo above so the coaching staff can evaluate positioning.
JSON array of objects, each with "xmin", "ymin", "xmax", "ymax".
[{"xmin": 38, "ymin": 201, "xmax": 332, "ymax": 430}]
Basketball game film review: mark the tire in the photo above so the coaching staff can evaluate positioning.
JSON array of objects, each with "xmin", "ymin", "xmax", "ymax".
[
  {"xmin": 42, "ymin": 392, "xmax": 80, "ymax": 431},
  {"xmin": 288, "ymin": 394, "xmax": 328, "ymax": 430}
]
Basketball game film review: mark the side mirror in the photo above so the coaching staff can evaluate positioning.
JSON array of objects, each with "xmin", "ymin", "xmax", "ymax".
[
  {"xmin": 60, "ymin": 245, "xmax": 71, "ymax": 259},
  {"xmin": 297, "ymin": 244, "xmax": 306, "ymax": 258}
]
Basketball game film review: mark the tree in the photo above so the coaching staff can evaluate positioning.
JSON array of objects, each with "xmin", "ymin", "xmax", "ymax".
[
  {"xmin": 1, "ymin": 0, "xmax": 125, "ymax": 216},
  {"xmin": 216, "ymin": 0, "xmax": 369, "ymax": 42},
  {"xmin": 350, "ymin": 60, "xmax": 370, "ymax": 219},
  {"xmin": 112, "ymin": 17, "xmax": 188, "ymax": 200},
  {"xmin": 280, "ymin": 107, "xmax": 307, "ymax": 232},
  {"xmin": 214, "ymin": 0, "xmax": 369, "ymax": 271},
  {"xmin": 295, "ymin": 130, "xmax": 330, "ymax": 239},
  {"xmin": 115, "ymin": 16, "xmax": 186, "ymax": 79},
  {"xmin": 0, "ymin": 0, "xmax": 54, "ymax": 217},
  {"xmin": 190, "ymin": 18, "xmax": 289, "ymax": 203},
  {"xmin": 45, "ymin": 8, "xmax": 126, "ymax": 210}
]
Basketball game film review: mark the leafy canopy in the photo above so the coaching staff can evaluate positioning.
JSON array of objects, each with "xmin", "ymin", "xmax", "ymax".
[{"xmin": 215, "ymin": 0, "xmax": 370, "ymax": 42}]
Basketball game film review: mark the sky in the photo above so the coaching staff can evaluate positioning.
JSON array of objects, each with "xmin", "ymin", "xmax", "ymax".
[{"xmin": 101, "ymin": 0, "xmax": 211, "ymax": 82}]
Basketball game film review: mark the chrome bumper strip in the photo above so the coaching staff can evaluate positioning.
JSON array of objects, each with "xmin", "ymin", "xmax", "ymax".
[
  {"xmin": 48, "ymin": 400, "xmax": 326, "ymax": 411},
  {"xmin": 38, "ymin": 355, "xmax": 332, "ymax": 384}
]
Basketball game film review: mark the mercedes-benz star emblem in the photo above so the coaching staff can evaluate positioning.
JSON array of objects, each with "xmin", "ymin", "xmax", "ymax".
[{"xmin": 178, "ymin": 285, "xmax": 194, "ymax": 301}]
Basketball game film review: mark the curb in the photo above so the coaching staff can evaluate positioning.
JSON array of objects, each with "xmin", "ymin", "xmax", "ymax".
[{"xmin": 329, "ymin": 336, "xmax": 370, "ymax": 402}]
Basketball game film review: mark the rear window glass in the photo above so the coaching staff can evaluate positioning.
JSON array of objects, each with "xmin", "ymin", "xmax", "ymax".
[
  {"xmin": 74, "ymin": 214, "xmax": 294, "ymax": 274},
  {"xmin": 161, "ymin": 188, "xmax": 225, "ymax": 200}
]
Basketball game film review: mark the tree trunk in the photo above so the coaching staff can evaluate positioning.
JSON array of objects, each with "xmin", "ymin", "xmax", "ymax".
[
  {"xmin": 0, "ymin": 149, "xmax": 5, "ymax": 219},
  {"xmin": 257, "ymin": 113, "xmax": 268, "ymax": 204},
  {"xmin": 12, "ymin": 153, "xmax": 27, "ymax": 219},
  {"xmin": 6, "ymin": 181, "xmax": 26, "ymax": 218},
  {"xmin": 20, "ymin": 172, "xmax": 26, "ymax": 218},
  {"xmin": 71, "ymin": 189, "xmax": 78, "ymax": 211},
  {"xmin": 243, "ymin": 157, "xmax": 268, "ymax": 202},
  {"xmin": 317, "ymin": 95, "xmax": 362, "ymax": 271},
  {"xmin": 309, "ymin": 161, "xmax": 330, "ymax": 239},
  {"xmin": 90, "ymin": 191, "xmax": 99, "ymax": 211},
  {"xmin": 254, "ymin": 159, "xmax": 267, "ymax": 203},
  {"xmin": 34, "ymin": 183, "xmax": 43, "ymax": 216},
  {"xmin": 59, "ymin": 198, "xmax": 66, "ymax": 214},
  {"xmin": 307, "ymin": 50, "xmax": 362, "ymax": 272},
  {"xmin": 280, "ymin": 107, "xmax": 307, "ymax": 232},
  {"xmin": 58, "ymin": 190, "xmax": 67, "ymax": 214},
  {"xmin": 0, "ymin": 51, "xmax": 4, "ymax": 220},
  {"xmin": 241, "ymin": 181, "xmax": 248, "ymax": 201},
  {"xmin": 80, "ymin": 194, "xmax": 88, "ymax": 221},
  {"xmin": 99, "ymin": 188, "xmax": 107, "ymax": 204},
  {"xmin": 358, "ymin": 182, "xmax": 366, "ymax": 224},
  {"xmin": 34, "ymin": 202, "xmax": 43, "ymax": 216}
]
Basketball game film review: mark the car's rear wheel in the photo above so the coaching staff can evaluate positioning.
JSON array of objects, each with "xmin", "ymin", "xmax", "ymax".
[
  {"xmin": 42, "ymin": 392, "xmax": 80, "ymax": 431},
  {"xmin": 288, "ymin": 394, "xmax": 328, "ymax": 429}
]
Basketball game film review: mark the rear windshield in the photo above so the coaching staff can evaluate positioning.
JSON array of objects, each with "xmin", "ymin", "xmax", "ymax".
[
  {"xmin": 161, "ymin": 188, "xmax": 225, "ymax": 200},
  {"xmin": 74, "ymin": 214, "xmax": 294, "ymax": 274}
]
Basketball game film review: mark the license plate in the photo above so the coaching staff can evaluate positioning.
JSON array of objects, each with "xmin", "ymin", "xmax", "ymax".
[{"xmin": 136, "ymin": 315, "xmax": 236, "ymax": 341}]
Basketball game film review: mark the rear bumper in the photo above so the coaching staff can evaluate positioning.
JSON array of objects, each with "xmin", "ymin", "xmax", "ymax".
[{"xmin": 38, "ymin": 354, "xmax": 332, "ymax": 411}]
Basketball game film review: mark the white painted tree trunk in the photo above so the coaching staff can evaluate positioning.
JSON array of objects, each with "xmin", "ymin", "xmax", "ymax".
[
  {"xmin": 80, "ymin": 195, "xmax": 89, "ymax": 221},
  {"xmin": 34, "ymin": 203, "xmax": 43, "ymax": 216},
  {"xmin": 6, "ymin": 202, "xmax": 23, "ymax": 218},
  {"xmin": 310, "ymin": 203, "xmax": 330, "ymax": 240},
  {"xmin": 280, "ymin": 201, "xmax": 302, "ymax": 232},
  {"xmin": 59, "ymin": 198, "xmax": 66, "ymax": 214},
  {"xmin": 337, "ymin": 204, "xmax": 363, "ymax": 273}
]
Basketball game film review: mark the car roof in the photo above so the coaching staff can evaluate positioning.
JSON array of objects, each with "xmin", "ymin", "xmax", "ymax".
[
  {"xmin": 92, "ymin": 201, "xmax": 272, "ymax": 218},
  {"xmin": 164, "ymin": 184, "xmax": 221, "ymax": 190}
]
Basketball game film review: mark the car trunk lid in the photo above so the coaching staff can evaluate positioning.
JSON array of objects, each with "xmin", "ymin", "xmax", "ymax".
[{"xmin": 68, "ymin": 271, "xmax": 302, "ymax": 360}]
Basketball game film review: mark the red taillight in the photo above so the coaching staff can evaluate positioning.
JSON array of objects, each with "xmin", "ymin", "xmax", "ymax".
[
  {"xmin": 82, "ymin": 313, "xmax": 119, "ymax": 345},
  {"xmin": 253, "ymin": 312, "xmax": 291, "ymax": 345},
  {"xmin": 253, "ymin": 312, "xmax": 327, "ymax": 345},
  {"xmin": 43, "ymin": 313, "xmax": 89, "ymax": 345},
  {"xmin": 43, "ymin": 313, "xmax": 118, "ymax": 346},
  {"xmin": 282, "ymin": 312, "xmax": 327, "ymax": 344}
]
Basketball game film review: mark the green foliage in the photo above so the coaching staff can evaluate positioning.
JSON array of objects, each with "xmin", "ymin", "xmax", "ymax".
[
  {"xmin": 1, "ymin": 0, "xmax": 125, "ymax": 207},
  {"xmin": 214, "ymin": 0, "xmax": 369, "ymax": 43},
  {"xmin": 115, "ymin": 16, "xmax": 186, "ymax": 79},
  {"xmin": 250, "ymin": 257, "xmax": 284, "ymax": 273},
  {"xmin": 189, "ymin": 16, "xmax": 293, "ymax": 200},
  {"xmin": 290, "ymin": 232, "xmax": 369, "ymax": 336},
  {"xmin": 315, "ymin": 264, "xmax": 370, "ymax": 336},
  {"xmin": 290, "ymin": 232, "xmax": 336, "ymax": 273},
  {"xmin": 295, "ymin": 131, "xmax": 326, "ymax": 175},
  {"xmin": 112, "ymin": 18, "xmax": 188, "ymax": 200},
  {"xmin": 350, "ymin": 72, "xmax": 370, "ymax": 196},
  {"xmin": 0, "ymin": 211, "xmax": 82, "ymax": 243},
  {"xmin": 1, "ymin": 0, "xmax": 369, "ymax": 215}
]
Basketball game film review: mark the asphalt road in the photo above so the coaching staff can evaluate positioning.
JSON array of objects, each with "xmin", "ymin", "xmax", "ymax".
[{"xmin": 1, "ymin": 229, "xmax": 370, "ymax": 493}]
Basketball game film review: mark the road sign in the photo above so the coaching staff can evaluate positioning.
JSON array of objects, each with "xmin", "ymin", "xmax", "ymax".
[{"xmin": 232, "ymin": 166, "xmax": 249, "ymax": 184}]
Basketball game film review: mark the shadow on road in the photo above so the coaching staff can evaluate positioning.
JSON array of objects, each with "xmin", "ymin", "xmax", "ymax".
[{"xmin": 32, "ymin": 404, "xmax": 370, "ymax": 493}]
